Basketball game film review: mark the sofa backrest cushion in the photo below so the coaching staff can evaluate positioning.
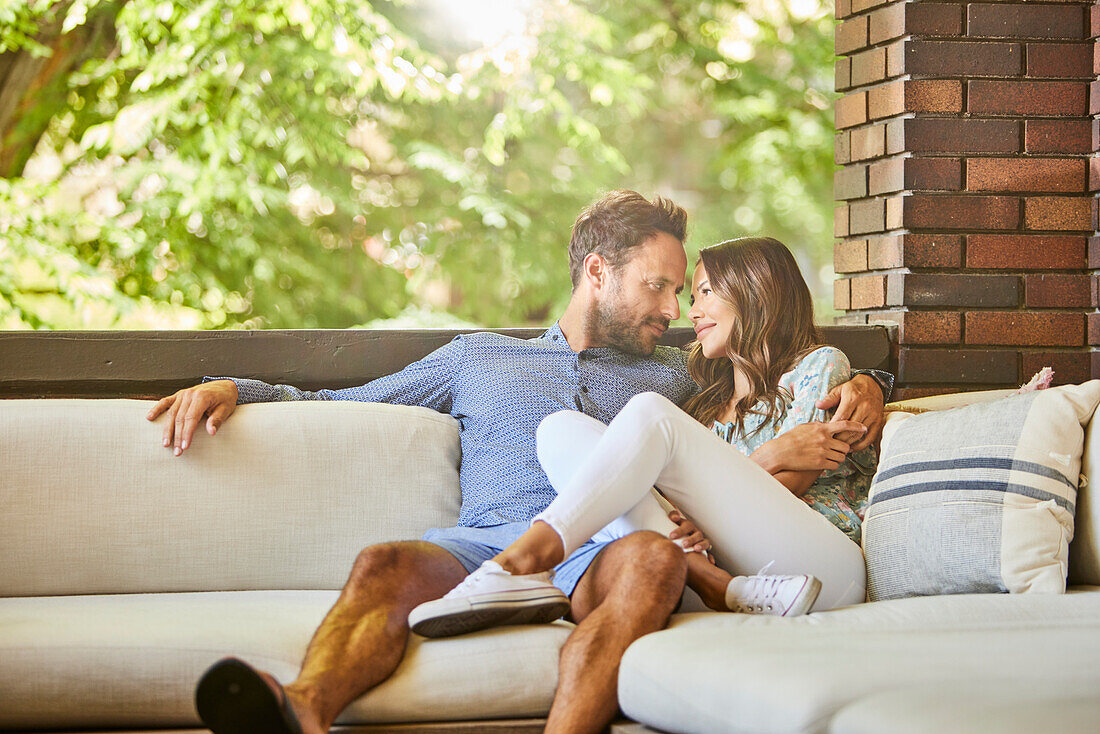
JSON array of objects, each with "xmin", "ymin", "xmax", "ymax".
[
  {"xmin": 886, "ymin": 386, "xmax": 1100, "ymax": 587},
  {"xmin": 0, "ymin": 399, "xmax": 461, "ymax": 596}
]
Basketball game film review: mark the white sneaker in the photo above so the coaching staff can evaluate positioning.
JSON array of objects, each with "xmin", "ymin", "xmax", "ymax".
[
  {"xmin": 725, "ymin": 571, "xmax": 822, "ymax": 617},
  {"xmin": 408, "ymin": 560, "xmax": 572, "ymax": 638}
]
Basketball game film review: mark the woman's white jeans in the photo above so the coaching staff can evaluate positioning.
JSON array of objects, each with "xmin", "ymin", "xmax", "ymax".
[{"xmin": 533, "ymin": 392, "xmax": 866, "ymax": 611}]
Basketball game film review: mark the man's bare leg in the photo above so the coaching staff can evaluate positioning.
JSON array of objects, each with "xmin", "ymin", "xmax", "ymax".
[
  {"xmin": 254, "ymin": 541, "xmax": 467, "ymax": 734},
  {"xmin": 545, "ymin": 531, "xmax": 687, "ymax": 734}
]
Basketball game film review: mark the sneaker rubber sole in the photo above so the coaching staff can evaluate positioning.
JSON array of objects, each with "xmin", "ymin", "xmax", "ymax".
[
  {"xmin": 781, "ymin": 576, "xmax": 822, "ymax": 617},
  {"xmin": 409, "ymin": 588, "xmax": 572, "ymax": 638}
]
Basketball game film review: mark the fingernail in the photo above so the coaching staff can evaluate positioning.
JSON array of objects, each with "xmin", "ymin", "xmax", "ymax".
[
  {"xmin": 163, "ymin": 438, "xmax": 169, "ymax": 446},
  {"xmin": 174, "ymin": 447, "xmax": 181, "ymax": 456},
  {"xmin": 182, "ymin": 440, "xmax": 188, "ymax": 449}
]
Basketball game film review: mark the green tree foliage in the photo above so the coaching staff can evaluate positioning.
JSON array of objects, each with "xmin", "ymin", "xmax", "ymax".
[{"xmin": 0, "ymin": 0, "xmax": 835, "ymax": 329}]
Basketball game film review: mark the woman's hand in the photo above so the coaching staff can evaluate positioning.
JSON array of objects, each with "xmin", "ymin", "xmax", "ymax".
[
  {"xmin": 750, "ymin": 420, "xmax": 864, "ymax": 474},
  {"xmin": 668, "ymin": 510, "xmax": 713, "ymax": 558}
]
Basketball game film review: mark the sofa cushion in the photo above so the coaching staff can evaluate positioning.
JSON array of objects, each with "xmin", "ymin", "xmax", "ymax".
[
  {"xmin": 863, "ymin": 381, "xmax": 1100, "ymax": 600},
  {"xmin": 0, "ymin": 591, "xmax": 572, "ymax": 729},
  {"xmin": 828, "ymin": 682, "xmax": 1100, "ymax": 734},
  {"xmin": 618, "ymin": 588, "xmax": 1100, "ymax": 734},
  {"xmin": 0, "ymin": 399, "xmax": 461, "ymax": 596}
]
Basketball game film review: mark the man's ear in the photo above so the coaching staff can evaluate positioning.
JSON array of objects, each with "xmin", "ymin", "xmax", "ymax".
[{"xmin": 582, "ymin": 252, "xmax": 608, "ymax": 291}]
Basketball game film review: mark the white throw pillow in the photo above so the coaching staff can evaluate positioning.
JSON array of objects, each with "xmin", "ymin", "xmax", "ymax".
[{"xmin": 863, "ymin": 381, "xmax": 1100, "ymax": 601}]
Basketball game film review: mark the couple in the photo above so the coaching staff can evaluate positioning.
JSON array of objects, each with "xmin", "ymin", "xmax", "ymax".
[{"xmin": 148, "ymin": 190, "xmax": 889, "ymax": 734}]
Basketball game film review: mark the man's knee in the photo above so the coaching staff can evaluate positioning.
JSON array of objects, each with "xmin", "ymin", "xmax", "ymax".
[
  {"xmin": 614, "ymin": 531, "xmax": 688, "ymax": 594},
  {"xmin": 347, "ymin": 541, "xmax": 438, "ymax": 588}
]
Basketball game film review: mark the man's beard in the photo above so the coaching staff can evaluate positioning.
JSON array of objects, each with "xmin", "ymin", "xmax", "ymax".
[{"xmin": 590, "ymin": 300, "xmax": 669, "ymax": 356}]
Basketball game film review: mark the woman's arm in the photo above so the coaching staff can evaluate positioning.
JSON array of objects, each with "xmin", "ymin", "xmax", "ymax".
[{"xmin": 750, "ymin": 419, "xmax": 862, "ymax": 495}]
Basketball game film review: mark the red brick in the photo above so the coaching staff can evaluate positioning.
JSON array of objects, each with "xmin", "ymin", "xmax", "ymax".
[
  {"xmin": 1091, "ymin": 313, "xmax": 1100, "ymax": 345},
  {"xmin": 868, "ymin": 79, "xmax": 964, "ymax": 119},
  {"xmin": 1024, "ymin": 274, "xmax": 1091, "ymax": 307},
  {"xmin": 1096, "ymin": 42, "xmax": 1100, "ymax": 75},
  {"xmin": 834, "ymin": 240, "xmax": 869, "ymax": 274},
  {"xmin": 1024, "ymin": 120, "xmax": 1093, "ymax": 154},
  {"xmin": 903, "ymin": 119, "xmax": 1020, "ymax": 154},
  {"xmin": 834, "ymin": 278, "xmax": 851, "ymax": 311},
  {"xmin": 1027, "ymin": 43, "xmax": 1094, "ymax": 78},
  {"xmin": 851, "ymin": 47, "xmax": 888, "ymax": 86},
  {"xmin": 889, "ymin": 274, "xmax": 1020, "ymax": 307},
  {"xmin": 837, "ymin": 0, "xmax": 852, "ymax": 20},
  {"xmin": 1092, "ymin": 81, "xmax": 1100, "ymax": 115},
  {"xmin": 885, "ymin": 40, "xmax": 906, "ymax": 77},
  {"xmin": 867, "ymin": 235, "xmax": 903, "ymax": 269},
  {"xmin": 1092, "ymin": 4, "xmax": 1100, "ymax": 39},
  {"xmin": 1091, "ymin": 158, "xmax": 1100, "ymax": 192},
  {"xmin": 851, "ymin": 124, "xmax": 886, "ymax": 161},
  {"xmin": 1090, "ymin": 236, "xmax": 1100, "ymax": 268},
  {"xmin": 885, "ymin": 196, "xmax": 903, "ymax": 230},
  {"xmin": 868, "ymin": 3, "xmax": 905, "ymax": 45},
  {"xmin": 836, "ymin": 57, "xmax": 852, "ymax": 92},
  {"xmin": 1021, "ymin": 352, "xmax": 1091, "ymax": 386},
  {"xmin": 907, "ymin": 3, "xmax": 965, "ymax": 38},
  {"xmin": 835, "ymin": 131, "xmax": 851, "ymax": 165},
  {"xmin": 906, "ymin": 158, "xmax": 963, "ymax": 191},
  {"xmin": 835, "ymin": 92, "xmax": 867, "ymax": 129},
  {"xmin": 881, "ymin": 311, "xmax": 963, "ymax": 345},
  {"xmin": 965, "ymin": 312, "xmax": 1084, "ymax": 347},
  {"xmin": 850, "ymin": 274, "xmax": 887, "ymax": 309},
  {"xmin": 836, "ymin": 16, "xmax": 869, "ymax": 55},
  {"xmin": 967, "ymin": 4, "xmax": 1086, "ymax": 41},
  {"xmin": 850, "ymin": 198, "xmax": 886, "ymax": 235},
  {"xmin": 1094, "ymin": 272, "xmax": 1100, "ymax": 306},
  {"xmin": 906, "ymin": 40, "xmax": 1022, "ymax": 77},
  {"xmin": 902, "ymin": 234, "xmax": 964, "ymax": 268},
  {"xmin": 966, "ymin": 234, "xmax": 1086, "ymax": 269},
  {"xmin": 852, "ymin": 0, "xmax": 889, "ymax": 13},
  {"xmin": 868, "ymin": 158, "xmax": 903, "ymax": 196},
  {"xmin": 903, "ymin": 195, "xmax": 1019, "ymax": 231},
  {"xmin": 834, "ymin": 164, "xmax": 868, "ymax": 200},
  {"xmin": 885, "ymin": 119, "xmax": 905, "ymax": 155},
  {"xmin": 835, "ymin": 204, "xmax": 850, "ymax": 238},
  {"xmin": 1024, "ymin": 196, "xmax": 1093, "ymax": 230},
  {"xmin": 968, "ymin": 80, "xmax": 1088, "ymax": 116},
  {"xmin": 899, "ymin": 348, "xmax": 1020, "ymax": 384},
  {"xmin": 866, "ymin": 234, "xmax": 965, "ymax": 270},
  {"xmin": 966, "ymin": 158, "xmax": 1087, "ymax": 193}
]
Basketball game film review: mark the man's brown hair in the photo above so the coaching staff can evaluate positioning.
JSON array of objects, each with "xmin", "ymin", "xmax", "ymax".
[{"xmin": 568, "ymin": 190, "xmax": 688, "ymax": 288}]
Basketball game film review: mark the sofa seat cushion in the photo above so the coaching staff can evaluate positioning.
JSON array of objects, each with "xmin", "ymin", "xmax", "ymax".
[
  {"xmin": 0, "ymin": 591, "xmax": 573, "ymax": 729},
  {"xmin": 828, "ymin": 681, "xmax": 1100, "ymax": 734},
  {"xmin": 618, "ymin": 588, "xmax": 1100, "ymax": 734}
]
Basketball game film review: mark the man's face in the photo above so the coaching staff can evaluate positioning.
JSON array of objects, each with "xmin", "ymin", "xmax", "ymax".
[{"xmin": 592, "ymin": 231, "xmax": 687, "ymax": 356}]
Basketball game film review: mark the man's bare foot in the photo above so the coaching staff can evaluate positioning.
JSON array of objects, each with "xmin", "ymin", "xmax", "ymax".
[{"xmin": 195, "ymin": 657, "xmax": 325, "ymax": 734}]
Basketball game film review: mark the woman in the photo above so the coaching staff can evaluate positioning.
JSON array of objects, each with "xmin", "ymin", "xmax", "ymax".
[{"xmin": 409, "ymin": 237, "xmax": 875, "ymax": 637}]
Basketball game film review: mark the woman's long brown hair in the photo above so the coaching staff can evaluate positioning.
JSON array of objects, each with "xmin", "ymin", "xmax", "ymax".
[{"xmin": 681, "ymin": 237, "xmax": 821, "ymax": 434}]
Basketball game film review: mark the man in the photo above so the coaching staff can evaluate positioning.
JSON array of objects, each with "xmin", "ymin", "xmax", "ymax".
[{"xmin": 148, "ymin": 191, "xmax": 887, "ymax": 734}]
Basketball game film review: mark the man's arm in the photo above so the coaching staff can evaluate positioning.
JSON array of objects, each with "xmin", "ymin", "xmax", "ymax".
[
  {"xmin": 749, "ymin": 420, "xmax": 865, "ymax": 494},
  {"xmin": 147, "ymin": 336, "xmax": 464, "ymax": 455}
]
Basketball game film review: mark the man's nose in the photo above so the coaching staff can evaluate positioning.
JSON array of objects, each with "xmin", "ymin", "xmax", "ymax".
[{"xmin": 664, "ymin": 291, "xmax": 680, "ymax": 321}]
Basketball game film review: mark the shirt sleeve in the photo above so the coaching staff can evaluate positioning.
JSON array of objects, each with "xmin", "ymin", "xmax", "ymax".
[
  {"xmin": 203, "ymin": 335, "xmax": 462, "ymax": 414},
  {"xmin": 774, "ymin": 346, "xmax": 849, "ymax": 437}
]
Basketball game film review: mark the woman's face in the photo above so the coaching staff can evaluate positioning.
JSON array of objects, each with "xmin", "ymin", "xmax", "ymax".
[{"xmin": 687, "ymin": 262, "xmax": 737, "ymax": 360}]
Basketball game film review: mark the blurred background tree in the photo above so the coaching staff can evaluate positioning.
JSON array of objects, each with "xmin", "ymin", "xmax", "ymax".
[{"xmin": 0, "ymin": 0, "xmax": 835, "ymax": 329}]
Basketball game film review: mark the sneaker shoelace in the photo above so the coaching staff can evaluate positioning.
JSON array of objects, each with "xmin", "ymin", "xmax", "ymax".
[{"xmin": 732, "ymin": 575, "xmax": 785, "ymax": 613}]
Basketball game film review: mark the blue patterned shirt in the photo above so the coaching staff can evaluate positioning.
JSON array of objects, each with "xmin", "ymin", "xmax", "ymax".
[{"xmin": 209, "ymin": 323, "xmax": 698, "ymax": 528}]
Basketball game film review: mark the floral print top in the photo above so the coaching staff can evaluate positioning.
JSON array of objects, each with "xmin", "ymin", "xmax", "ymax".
[{"xmin": 711, "ymin": 346, "xmax": 877, "ymax": 544}]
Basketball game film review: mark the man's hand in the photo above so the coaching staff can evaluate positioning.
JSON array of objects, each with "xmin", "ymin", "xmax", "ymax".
[
  {"xmin": 815, "ymin": 374, "xmax": 884, "ymax": 451},
  {"xmin": 750, "ymin": 420, "xmax": 865, "ymax": 474},
  {"xmin": 668, "ymin": 510, "xmax": 713, "ymax": 558},
  {"xmin": 146, "ymin": 379, "xmax": 238, "ymax": 455}
]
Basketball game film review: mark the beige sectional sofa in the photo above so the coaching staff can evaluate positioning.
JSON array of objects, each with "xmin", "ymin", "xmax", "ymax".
[{"xmin": 2, "ymin": 332, "xmax": 1099, "ymax": 733}]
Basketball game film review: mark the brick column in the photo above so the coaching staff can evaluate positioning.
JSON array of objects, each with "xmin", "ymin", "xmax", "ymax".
[{"xmin": 834, "ymin": 0, "xmax": 1100, "ymax": 398}]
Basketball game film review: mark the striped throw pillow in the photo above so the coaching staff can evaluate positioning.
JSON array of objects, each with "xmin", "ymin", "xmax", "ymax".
[{"xmin": 864, "ymin": 380, "xmax": 1100, "ymax": 601}]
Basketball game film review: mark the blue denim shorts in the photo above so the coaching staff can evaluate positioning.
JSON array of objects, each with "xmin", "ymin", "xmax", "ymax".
[{"xmin": 422, "ymin": 522, "xmax": 610, "ymax": 597}]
